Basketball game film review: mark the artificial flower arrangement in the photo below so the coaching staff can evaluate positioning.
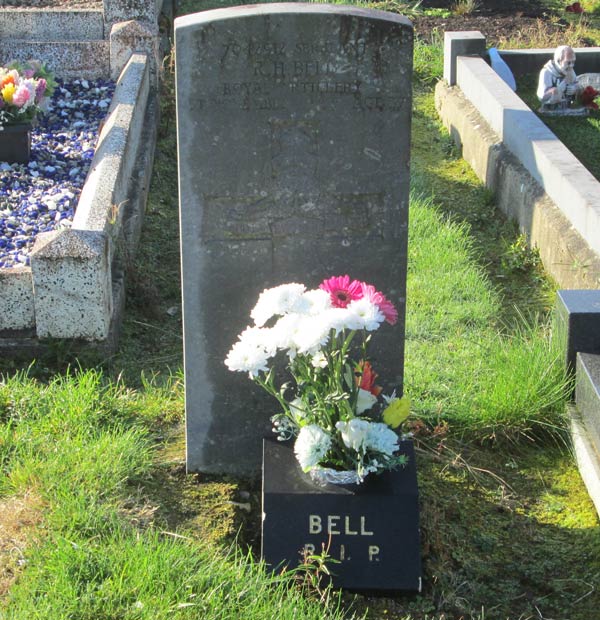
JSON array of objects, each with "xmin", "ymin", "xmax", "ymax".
[
  {"xmin": 0, "ymin": 60, "xmax": 56, "ymax": 129},
  {"xmin": 579, "ymin": 85, "xmax": 600, "ymax": 111},
  {"xmin": 225, "ymin": 275, "xmax": 411, "ymax": 485}
]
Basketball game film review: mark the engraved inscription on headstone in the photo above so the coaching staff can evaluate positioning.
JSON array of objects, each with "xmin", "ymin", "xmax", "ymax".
[{"xmin": 176, "ymin": 4, "xmax": 413, "ymax": 474}]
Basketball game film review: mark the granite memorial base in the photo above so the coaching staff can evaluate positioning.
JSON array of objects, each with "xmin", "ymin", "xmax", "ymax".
[{"xmin": 262, "ymin": 437, "xmax": 421, "ymax": 593}]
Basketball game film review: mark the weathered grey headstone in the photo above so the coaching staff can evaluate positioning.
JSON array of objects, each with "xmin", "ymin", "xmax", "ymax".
[{"xmin": 176, "ymin": 3, "xmax": 413, "ymax": 474}]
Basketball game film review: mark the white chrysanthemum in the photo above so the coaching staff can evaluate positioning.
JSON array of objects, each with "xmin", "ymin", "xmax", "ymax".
[
  {"xmin": 237, "ymin": 326, "xmax": 278, "ymax": 358},
  {"xmin": 365, "ymin": 422, "xmax": 399, "ymax": 456},
  {"xmin": 356, "ymin": 388, "xmax": 378, "ymax": 414},
  {"xmin": 321, "ymin": 307, "xmax": 362, "ymax": 334},
  {"xmin": 251, "ymin": 283, "xmax": 306, "ymax": 327},
  {"xmin": 301, "ymin": 289, "xmax": 332, "ymax": 316},
  {"xmin": 346, "ymin": 298, "xmax": 385, "ymax": 331},
  {"xmin": 271, "ymin": 313, "xmax": 302, "ymax": 352},
  {"xmin": 224, "ymin": 338, "xmax": 270, "ymax": 377},
  {"xmin": 292, "ymin": 315, "xmax": 331, "ymax": 355},
  {"xmin": 294, "ymin": 425, "xmax": 332, "ymax": 471},
  {"xmin": 335, "ymin": 418, "xmax": 371, "ymax": 451}
]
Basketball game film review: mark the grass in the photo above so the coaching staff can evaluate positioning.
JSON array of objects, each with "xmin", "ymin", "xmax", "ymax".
[
  {"xmin": 0, "ymin": 3, "xmax": 599, "ymax": 619},
  {"xmin": 451, "ymin": 0, "xmax": 479, "ymax": 16},
  {"xmin": 0, "ymin": 370, "xmax": 351, "ymax": 620}
]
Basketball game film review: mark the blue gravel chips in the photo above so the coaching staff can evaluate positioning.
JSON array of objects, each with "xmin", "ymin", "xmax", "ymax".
[{"xmin": 0, "ymin": 78, "xmax": 115, "ymax": 269}]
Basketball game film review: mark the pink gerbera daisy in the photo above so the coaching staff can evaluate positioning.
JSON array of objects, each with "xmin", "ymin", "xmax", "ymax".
[
  {"xmin": 360, "ymin": 282, "xmax": 398, "ymax": 325},
  {"xmin": 319, "ymin": 275, "xmax": 363, "ymax": 308}
]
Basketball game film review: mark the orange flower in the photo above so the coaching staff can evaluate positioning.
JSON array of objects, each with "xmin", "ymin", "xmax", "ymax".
[
  {"xmin": 0, "ymin": 74, "xmax": 15, "ymax": 89},
  {"xmin": 356, "ymin": 360, "xmax": 382, "ymax": 396}
]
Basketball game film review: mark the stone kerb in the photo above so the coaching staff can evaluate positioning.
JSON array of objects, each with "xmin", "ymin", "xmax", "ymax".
[
  {"xmin": 103, "ymin": 0, "xmax": 164, "ymax": 26},
  {"xmin": 0, "ymin": 267, "xmax": 35, "ymax": 332},
  {"xmin": 0, "ymin": 40, "xmax": 110, "ymax": 81},
  {"xmin": 455, "ymin": 54, "xmax": 600, "ymax": 258},
  {"xmin": 30, "ymin": 53, "xmax": 152, "ymax": 341},
  {"xmin": 498, "ymin": 48, "xmax": 600, "ymax": 78},
  {"xmin": 0, "ymin": 8, "xmax": 104, "ymax": 41},
  {"xmin": 176, "ymin": 4, "xmax": 413, "ymax": 474}
]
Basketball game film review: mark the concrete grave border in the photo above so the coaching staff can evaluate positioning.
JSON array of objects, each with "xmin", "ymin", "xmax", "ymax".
[
  {"xmin": 436, "ymin": 32, "xmax": 600, "ymax": 290},
  {"xmin": 0, "ymin": 0, "xmax": 172, "ymax": 80},
  {"xmin": 0, "ymin": 52, "xmax": 158, "ymax": 355},
  {"xmin": 437, "ymin": 32, "xmax": 600, "ymax": 518}
]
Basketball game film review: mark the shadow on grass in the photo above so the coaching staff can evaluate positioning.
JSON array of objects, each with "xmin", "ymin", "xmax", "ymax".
[{"xmin": 344, "ymin": 437, "xmax": 600, "ymax": 619}]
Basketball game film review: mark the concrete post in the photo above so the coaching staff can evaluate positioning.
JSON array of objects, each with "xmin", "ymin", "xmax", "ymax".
[
  {"xmin": 443, "ymin": 31, "xmax": 486, "ymax": 86},
  {"xmin": 109, "ymin": 20, "xmax": 160, "ymax": 81},
  {"xmin": 30, "ymin": 229, "xmax": 113, "ymax": 341}
]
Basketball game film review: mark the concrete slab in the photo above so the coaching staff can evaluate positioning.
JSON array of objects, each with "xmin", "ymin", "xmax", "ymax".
[
  {"xmin": 0, "ymin": 8, "xmax": 104, "ymax": 41},
  {"xmin": 30, "ymin": 229, "xmax": 113, "ymax": 340},
  {"xmin": 0, "ymin": 40, "xmax": 110, "ymax": 80}
]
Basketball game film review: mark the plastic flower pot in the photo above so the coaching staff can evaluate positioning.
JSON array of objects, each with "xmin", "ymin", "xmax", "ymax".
[{"xmin": 0, "ymin": 123, "xmax": 32, "ymax": 164}]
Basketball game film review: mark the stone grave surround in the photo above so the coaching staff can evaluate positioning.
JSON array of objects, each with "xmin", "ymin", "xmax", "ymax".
[
  {"xmin": 578, "ymin": 73, "xmax": 600, "ymax": 89},
  {"xmin": 176, "ymin": 4, "xmax": 413, "ymax": 474}
]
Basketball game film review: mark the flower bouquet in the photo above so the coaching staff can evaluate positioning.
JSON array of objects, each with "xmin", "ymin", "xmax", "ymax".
[
  {"xmin": 225, "ymin": 275, "xmax": 411, "ymax": 485},
  {"xmin": 0, "ymin": 60, "xmax": 55, "ymax": 129}
]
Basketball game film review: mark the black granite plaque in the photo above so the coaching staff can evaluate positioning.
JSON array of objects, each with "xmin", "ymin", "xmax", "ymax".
[
  {"xmin": 262, "ymin": 437, "xmax": 421, "ymax": 592},
  {"xmin": 556, "ymin": 289, "xmax": 600, "ymax": 373}
]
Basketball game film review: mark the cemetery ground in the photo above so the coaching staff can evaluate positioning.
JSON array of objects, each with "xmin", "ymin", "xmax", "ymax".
[{"xmin": 2, "ymin": 3, "xmax": 600, "ymax": 620}]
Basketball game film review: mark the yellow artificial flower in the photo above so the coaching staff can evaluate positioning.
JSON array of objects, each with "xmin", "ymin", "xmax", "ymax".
[
  {"xmin": 382, "ymin": 396, "xmax": 410, "ymax": 429},
  {"xmin": 2, "ymin": 83, "xmax": 15, "ymax": 104}
]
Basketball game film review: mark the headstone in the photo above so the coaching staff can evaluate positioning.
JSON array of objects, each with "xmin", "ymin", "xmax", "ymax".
[
  {"xmin": 262, "ymin": 438, "xmax": 422, "ymax": 592},
  {"xmin": 176, "ymin": 4, "xmax": 413, "ymax": 474}
]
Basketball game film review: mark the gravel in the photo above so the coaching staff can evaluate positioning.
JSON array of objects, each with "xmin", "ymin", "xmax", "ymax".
[
  {"xmin": 0, "ymin": 0, "xmax": 101, "ymax": 8},
  {"xmin": 0, "ymin": 78, "xmax": 115, "ymax": 269}
]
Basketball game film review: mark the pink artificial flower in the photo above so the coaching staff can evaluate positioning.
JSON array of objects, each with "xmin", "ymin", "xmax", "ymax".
[
  {"xmin": 12, "ymin": 85, "xmax": 31, "ymax": 108},
  {"xmin": 319, "ymin": 275, "xmax": 363, "ymax": 308},
  {"xmin": 35, "ymin": 78, "xmax": 47, "ymax": 103},
  {"xmin": 360, "ymin": 282, "xmax": 398, "ymax": 325}
]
